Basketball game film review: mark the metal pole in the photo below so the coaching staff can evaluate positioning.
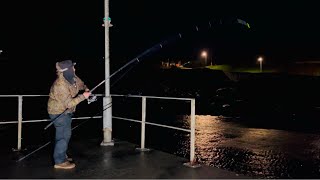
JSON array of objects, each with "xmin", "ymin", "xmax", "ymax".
[
  {"xmin": 141, "ymin": 97, "xmax": 146, "ymax": 149},
  {"xmin": 17, "ymin": 96, "xmax": 23, "ymax": 151},
  {"xmin": 101, "ymin": 0, "xmax": 114, "ymax": 146},
  {"xmin": 136, "ymin": 96, "xmax": 150, "ymax": 152},
  {"xmin": 190, "ymin": 99, "xmax": 195, "ymax": 163},
  {"xmin": 260, "ymin": 61, "xmax": 262, "ymax": 72}
]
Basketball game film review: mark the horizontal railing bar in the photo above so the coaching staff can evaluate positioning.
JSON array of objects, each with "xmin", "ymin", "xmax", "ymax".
[
  {"xmin": 2, "ymin": 117, "xmax": 191, "ymax": 130},
  {"xmin": 0, "ymin": 94, "xmax": 105, "ymax": 97},
  {"xmin": 0, "ymin": 94, "xmax": 194, "ymax": 101},
  {"xmin": 113, "ymin": 116, "xmax": 190, "ymax": 132},
  {"xmin": 113, "ymin": 116, "xmax": 142, "ymax": 123},
  {"xmin": 0, "ymin": 95, "xmax": 48, "ymax": 97},
  {"xmin": 72, "ymin": 116, "xmax": 102, "ymax": 120},
  {"xmin": 0, "ymin": 95, "xmax": 105, "ymax": 97},
  {"xmin": 0, "ymin": 95, "xmax": 20, "ymax": 97},
  {"xmin": 145, "ymin": 121, "xmax": 190, "ymax": 132},
  {"xmin": 0, "ymin": 121, "xmax": 18, "ymax": 124},
  {"xmin": 1, "ymin": 116, "xmax": 190, "ymax": 133},
  {"xmin": 0, "ymin": 116, "xmax": 103, "ymax": 124},
  {"xmin": 22, "ymin": 119, "xmax": 50, "ymax": 123},
  {"xmin": 111, "ymin": 94, "xmax": 194, "ymax": 101}
]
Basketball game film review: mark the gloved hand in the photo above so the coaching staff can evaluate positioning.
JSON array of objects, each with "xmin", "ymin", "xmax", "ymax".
[{"xmin": 83, "ymin": 92, "xmax": 91, "ymax": 99}]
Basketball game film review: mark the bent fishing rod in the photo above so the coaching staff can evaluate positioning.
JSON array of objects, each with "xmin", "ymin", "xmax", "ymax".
[
  {"xmin": 43, "ymin": 17, "xmax": 250, "ymax": 130},
  {"xmin": 20, "ymin": 36, "xmax": 176, "ymax": 161},
  {"xmin": 21, "ymin": 17, "xmax": 253, "ymax": 164},
  {"xmin": 43, "ymin": 35, "xmax": 181, "ymax": 130}
]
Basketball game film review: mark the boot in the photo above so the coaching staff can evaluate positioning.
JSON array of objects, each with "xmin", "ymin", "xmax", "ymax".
[{"xmin": 54, "ymin": 161, "xmax": 76, "ymax": 169}]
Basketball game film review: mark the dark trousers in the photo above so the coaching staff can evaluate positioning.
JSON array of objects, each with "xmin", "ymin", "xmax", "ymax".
[{"xmin": 49, "ymin": 113, "xmax": 73, "ymax": 164}]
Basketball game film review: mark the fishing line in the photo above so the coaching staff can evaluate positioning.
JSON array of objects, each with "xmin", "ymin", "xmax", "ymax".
[
  {"xmin": 19, "ymin": 34, "xmax": 177, "ymax": 161},
  {"xmin": 111, "ymin": 61, "xmax": 138, "ymax": 87},
  {"xmin": 43, "ymin": 34, "xmax": 181, "ymax": 130},
  {"xmin": 44, "ymin": 17, "xmax": 249, "ymax": 130},
  {"xmin": 18, "ymin": 17, "xmax": 250, "ymax": 162}
]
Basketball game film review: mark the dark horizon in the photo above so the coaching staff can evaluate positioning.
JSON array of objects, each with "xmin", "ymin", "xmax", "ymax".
[
  {"xmin": 2, "ymin": 0, "xmax": 320, "ymax": 91},
  {"xmin": 5, "ymin": 1, "xmax": 320, "ymax": 62}
]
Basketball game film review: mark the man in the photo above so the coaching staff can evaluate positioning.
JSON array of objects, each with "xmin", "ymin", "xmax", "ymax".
[{"xmin": 47, "ymin": 60, "xmax": 91, "ymax": 169}]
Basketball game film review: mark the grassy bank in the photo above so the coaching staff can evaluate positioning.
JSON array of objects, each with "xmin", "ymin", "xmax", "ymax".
[
  {"xmin": 206, "ymin": 65, "xmax": 278, "ymax": 73},
  {"xmin": 178, "ymin": 64, "xmax": 320, "ymax": 75}
]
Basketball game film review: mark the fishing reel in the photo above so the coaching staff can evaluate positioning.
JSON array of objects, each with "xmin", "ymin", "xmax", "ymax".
[{"xmin": 87, "ymin": 94, "xmax": 98, "ymax": 104}]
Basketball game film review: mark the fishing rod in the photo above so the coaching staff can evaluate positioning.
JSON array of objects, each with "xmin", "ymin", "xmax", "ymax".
[
  {"xmin": 43, "ymin": 34, "xmax": 181, "ymax": 130},
  {"xmin": 26, "ymin": 26, "xmax": 191, "ymax": 161},
  {"xmin": 44, "ymin": 17, "xmax": 250, "ymax": 130},
  {"xmin": 22, "ymin": 17, "xmax": 251, "ymax": 161}
]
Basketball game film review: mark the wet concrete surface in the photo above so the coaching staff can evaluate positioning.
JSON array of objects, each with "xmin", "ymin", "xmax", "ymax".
[{"xmin": 0, "ymin": 137, "xmax": 250, "ymax": 179}]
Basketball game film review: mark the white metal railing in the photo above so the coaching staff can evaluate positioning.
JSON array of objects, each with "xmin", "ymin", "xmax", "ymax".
[{"xmin": 0, "ymin": 94, "xmax": 196, "ymax": 163}]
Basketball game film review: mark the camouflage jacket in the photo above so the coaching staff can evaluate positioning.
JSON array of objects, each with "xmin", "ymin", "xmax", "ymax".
[{"xmin": 47, "ymin": 71, "xmax": 88, "ymax": 115}]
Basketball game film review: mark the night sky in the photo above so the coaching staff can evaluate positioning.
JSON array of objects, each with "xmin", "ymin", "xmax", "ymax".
[
  {"xmin": 2, "ymin": 0, "xmax": 320, "ymax": 92},
  {"xmin": 6, "ymin": 1, "xmax": 320, "ymax": 63}
]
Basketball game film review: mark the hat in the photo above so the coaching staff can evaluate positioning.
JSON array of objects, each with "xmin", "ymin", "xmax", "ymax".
[{"xmin": 56, "ymin": 60, "xmax": 76, "ymax": 72}]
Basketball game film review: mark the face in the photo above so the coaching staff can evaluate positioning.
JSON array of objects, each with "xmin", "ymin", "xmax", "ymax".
[{"xmin": 70, "ymin": 66, "xmax": 76, "ymax": 76}]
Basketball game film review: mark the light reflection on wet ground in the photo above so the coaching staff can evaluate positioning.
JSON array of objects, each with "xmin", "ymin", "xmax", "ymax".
[
  {"xmin": 2, "ymin": 101, "xmax": 320, "ymax": 178},
  {"xmin": 174, "ymin": 115, "xmax": 320, "ymax": 178}
]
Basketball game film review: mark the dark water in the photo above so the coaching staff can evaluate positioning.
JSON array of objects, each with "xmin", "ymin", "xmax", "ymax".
[
  {"xmin": 3, "ymin": 112, "xmax": 320, "ymax": 178},
  {"xmin": 110, "ymin": 70, "xmax": 320, "ymax": 178},
  {"xmin": 177, "ymin": 115, "xmax": 320, "ymax": 178},
  {"xmin": 110, "ymin": 95, "xmax": 320, "ymax": 179},
  {"xmin": 2, "ymin": 69, "xmax": 320, "ymax": 178}
]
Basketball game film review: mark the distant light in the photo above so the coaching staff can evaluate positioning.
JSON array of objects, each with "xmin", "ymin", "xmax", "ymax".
[
  {"xmin": 258, "ymin": 57, "xmax": 263, "ymax": 62},
  {"xmin": 201, "ymin": 51, "xmax": 207, "ymax": 57}
]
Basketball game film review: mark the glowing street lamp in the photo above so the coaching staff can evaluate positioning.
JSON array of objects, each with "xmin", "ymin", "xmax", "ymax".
[
  {"xmin": 201, "ymin": 51, "xmax": 207, "ymax": 66},
  {"xmin": 257, "ymin": 57, "xmax": 263, "ymax": 72}
]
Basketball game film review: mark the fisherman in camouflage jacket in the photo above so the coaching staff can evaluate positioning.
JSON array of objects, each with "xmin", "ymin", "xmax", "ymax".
[{"xmin": 47, "ymin": 60, "xmax": 91, "ymax": 169}]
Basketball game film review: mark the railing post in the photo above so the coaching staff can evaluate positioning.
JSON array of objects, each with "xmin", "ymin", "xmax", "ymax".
[
  {"xmin": 183, "ymin": 99, "xmax": 200, "ymax": 168},
  {"xmin": 16, "ymin": 96, "xmax": 23, "ymax": 151},
  {"xmin": 141, "ymin": 96, "xmax": 146, "ymax": 149},
  {"xmin": 190, "ymin": 99, "xmax": 195, "ymax": 162},
  {"xmin": 101, "ymin": 96, "xmax": 114, "ymax": 146},
  {"xmin": 136, "ymin": 96, "xmax": 149, "ymax": 152}
]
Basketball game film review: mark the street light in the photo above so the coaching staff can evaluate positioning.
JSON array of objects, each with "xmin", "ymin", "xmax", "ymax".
[
  {"xmin": 201, "ymin": 51, "xmax": 207, "ymax": 66},
  {"xmin": 257, "ymin": 57, "xmax": 263, "ymax": 72}
]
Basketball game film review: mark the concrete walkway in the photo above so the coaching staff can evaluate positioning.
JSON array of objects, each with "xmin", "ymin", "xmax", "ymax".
[{"xmin": 0, "ymin": 138, "xmax": 252, "ymax": 179}]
